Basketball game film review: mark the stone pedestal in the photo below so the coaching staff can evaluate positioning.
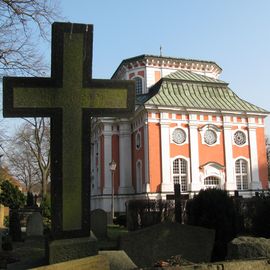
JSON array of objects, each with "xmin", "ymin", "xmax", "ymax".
[{"xmin": 46, "ymin": 236, "xmax": 98, "ymax": 265}]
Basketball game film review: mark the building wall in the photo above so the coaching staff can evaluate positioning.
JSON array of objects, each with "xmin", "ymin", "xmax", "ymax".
[
  {"xmin": 148, "ymin": 122, "xmax": 162, "ymax": 192},
  {"xmin": 92, "ymin": 57, "xmax": 269, "ymax": 212},
  {"xmin": 256, "ymin": 127, "xmax": 268, "ymax": 188},
  {"xmin": 145, "ymin": 112, "xmax": 268, "ymax": 193}
]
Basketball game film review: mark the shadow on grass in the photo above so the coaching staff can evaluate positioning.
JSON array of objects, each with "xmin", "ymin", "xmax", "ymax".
[{"xmin": 97, "ymin": 225, "xmax": 128, "ymax": 251}]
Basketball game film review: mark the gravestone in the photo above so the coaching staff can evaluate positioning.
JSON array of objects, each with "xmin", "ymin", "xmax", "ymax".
[
  {"xmin": 26, "ymin": 212, "xmax": 44, "ymax": 236},
  {"xmin": 3, "ymin": 22, "xmax": 135, "ymax": 264},
  {"xmin": 90, "ymin": 209, "xmax": 107, "ymax": 239},
  {"xmin": 119, "ymin": 222, "xmax": 215, "ymax": 268}
]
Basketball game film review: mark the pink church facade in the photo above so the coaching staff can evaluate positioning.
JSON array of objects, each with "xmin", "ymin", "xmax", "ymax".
[{"xmin": 91, "ymin": 55, "xmax": 269, "ymax": 212}]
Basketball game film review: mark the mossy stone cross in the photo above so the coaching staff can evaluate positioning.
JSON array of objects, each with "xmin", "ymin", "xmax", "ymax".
[{"xmin": 3, "ymin": 22, "xmax": 135, "ymax": 239}]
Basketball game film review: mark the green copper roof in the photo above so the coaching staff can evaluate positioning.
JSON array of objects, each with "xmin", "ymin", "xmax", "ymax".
[
  {"xmin": 165, "ymin": 70, "xmax": 226, "ymax": 84},
  {"xmin": 137, "ymin": 70, "xmax": 268, "ymax": 114}
]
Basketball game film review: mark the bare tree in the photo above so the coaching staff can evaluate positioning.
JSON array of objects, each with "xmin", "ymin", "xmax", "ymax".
[
  {"xmin": 4, "ymin": 118, "xmax": 50, "ymax": 197},
  {"xmin": 3, "ymin": 142, "xmax": 40, "ymax": 192},
  {"xmin": 0, "ymin": 0, "xmax": 61, "ymax": 77}
]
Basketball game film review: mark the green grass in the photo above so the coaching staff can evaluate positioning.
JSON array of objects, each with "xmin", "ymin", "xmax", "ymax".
[
  {"xmin": 107, "ymin": 225, "xmax": 128, "ymax": 240},
  {"xmin": 97, "ymin": 225, "xmax": 128, "ymax": 250}
]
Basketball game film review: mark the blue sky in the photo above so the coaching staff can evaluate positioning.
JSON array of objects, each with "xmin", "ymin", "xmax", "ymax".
[
  {"xmin": 2, "ymin": 0, "xmax": 270, "ymax": 136},
  {"xmin": 59, "ymin": 0, "xmax": 270, "ymax": 135}
]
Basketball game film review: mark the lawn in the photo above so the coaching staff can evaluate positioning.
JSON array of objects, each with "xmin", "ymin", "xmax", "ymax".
[{"xmin": 97, "ymin": 224, "xmax": 128, "ymax": 250}]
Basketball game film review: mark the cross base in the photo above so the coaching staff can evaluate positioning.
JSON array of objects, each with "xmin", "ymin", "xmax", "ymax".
[{"xmin": 46, "ymin": 235, "xmax": 98, "ymax": 264}]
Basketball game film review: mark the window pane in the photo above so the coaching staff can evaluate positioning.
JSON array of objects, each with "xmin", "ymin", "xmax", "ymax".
[
  {"xmin": 236, "ymin": 175, "xmax": 242, "ymax": 190},
  {"xmin": 181, "ymin": 175, "xmax": 187, "ymax": 192},
  {"xmin": 180, "ymin": 159, "xmax": 187, "ymax": 174},
  {"xmin": 235, "ymin": 159, "xmax": 248, "ymax": 190},
  {"xmin": 134, "ymin": 77, "xmax": 143, "ymax": 95},
  {"xmin": 242, "ymin": 175, "xmax": 248, "ymax": 189},
  {"xmin": 173, "ymin": 176, "xmax": 179, "ymax": 185},
  {"xmin": 173, "ymin": 160, "xmax": 179, "ymax": 174},
  {"xmin": 204, "ymin": 176, "xmax": 220, "ymax": 187},
  {"xmin": 235, "ymin": 160, "xmax": 240, "ymax": 173},
  {"xmin": 241, "ymin": 160, "xmax": 247, "ymax": 173}
]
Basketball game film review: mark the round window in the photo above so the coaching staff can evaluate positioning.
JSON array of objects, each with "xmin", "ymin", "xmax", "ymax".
[
  {"xmin": 234, "ymin": 131, "xmax": 246, "ymax": 145},
  {"xmin": 204, "ymin": 130, "xmax": 217, "ymax": 145},
  {"xmin": 172, "ymin": 128, "xmax": 186, "ymax": 144}
]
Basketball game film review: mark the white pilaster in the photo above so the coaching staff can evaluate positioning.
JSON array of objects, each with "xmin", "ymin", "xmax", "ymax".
[
  {"xmin": 103, "ymin": 123, "xmax": 112, "ymax": 194},
  {"xmin": 118, "ymin": 121, "xmax": 134, "ymax": 194},
  {"xmin": 160, "ymin": 120, "xmax": 172, "ymax": 192},
  {"xmin": 189, "ymin": 121, "xmax": 200, "ymax": 191},
  {"xmin": 223, "ymin": 125, "xmax": 235, "ymax": 190},
  {"xmin": 248, "ymin": 121, "xmax": 261, "ymax": 189},
  {"xmin": 144, "ymin": 119, "xmax": 150, "ymax": 192}
]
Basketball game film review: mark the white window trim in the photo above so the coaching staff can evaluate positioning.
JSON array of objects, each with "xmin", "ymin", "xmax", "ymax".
[
  {"xmin": 135, "ymin": 130, "xmax": 142, "ymax": 150},
  {"xmin": 170, "ymin": 126, "xmax": 188, "ymax": 146},
  {"xmin": 200, "ymin": 162, "xmax": 225, "ymax": 189},
  {"xmin": 170, "ymin": 156, "xmax": 190, "ymax": 192},
  {"xmin": 203, "ymin": 176, "xmax": 221, "ymax": 189},
  {"xmin": 234, "ymin": 156, "xmax": 250, "ymax": 190},
  {"xmin": 133, "ymin": 76, "xmax": 144, "ymax": 95},
  {"xmin": 199, "ymin": 124, "xmax": 221, "ymax": 146},
  {"xmin": 232, "ymin": 129, "xmax": 248, "ymax": 147}
]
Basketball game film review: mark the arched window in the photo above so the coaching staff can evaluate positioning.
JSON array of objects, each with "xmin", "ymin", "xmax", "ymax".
[
  {"xmin": 136, "ymin": 160, "xmax": 142, "ymax": 193},
  {"xmin": 204, "ymin": 176, "xmax": 220, "ymax": 189},
  {"xmin": 235, "ymin": 159, "xmax": 248, "ymax": 190},
  {"xmin": 135, "ymin": 132, "xmax": 141, "ymax": 149},
  {"xmin": 172, "ymin": 158, "xmax": 187, "ymax": 192},
  {"xmin": 134, "ymin": 77, "xmax": 143, "ymax": 95}
]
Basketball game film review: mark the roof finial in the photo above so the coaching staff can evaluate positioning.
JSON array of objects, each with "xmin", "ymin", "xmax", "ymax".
[{"xmin": 160, "ymin": 45, "xmax": 163, "ymax": 57}]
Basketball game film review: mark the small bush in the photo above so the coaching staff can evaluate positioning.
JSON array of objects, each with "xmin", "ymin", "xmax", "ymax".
[
  {"xmin": 186, "ymin": 189, "xmax": 237, "ymax": 261},
  {"xmin": 0, "ymin": 180, "xmax": 25, "ymax": 209}
]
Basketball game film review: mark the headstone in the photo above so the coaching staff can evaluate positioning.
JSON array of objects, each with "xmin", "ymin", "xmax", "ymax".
[
  {"xmin": 9, "ymin": 209, "xmax": 22, "ymax": 241},
  {"xmin": 227, "ymin": 236, "xmax": 270, "ymax": 260},
  {"xmin": 119, "ymin": 222, "xmax": 215, "ymax": 268},
  {"xmin": 26, "ymin": 212, "xmax": 44, "ymax": 236},
  {"xmin": 3, "ymin": 22, "xmax": 135, "ymax": 264},
  {"xmin": 90, "ymin": 209, "xmax": 107, "ymax": 239},
  {"xmin": 99, "ymin": 250, "xmax": 137, "ymax": 270}
]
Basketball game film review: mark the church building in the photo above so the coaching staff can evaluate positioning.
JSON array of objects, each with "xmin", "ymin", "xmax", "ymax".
[{"xmin": 91, "ymin": 54, "xmax": 269, "ymax": 213}]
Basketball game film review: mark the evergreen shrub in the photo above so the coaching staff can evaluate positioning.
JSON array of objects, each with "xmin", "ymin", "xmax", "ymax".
[
  {"xmin": 244, "ymin": 195, "xmax": 270, "ymax": 238},
  {"xmin": 186, "ymin": 189, "xmax": 237, "ymax": 261}
]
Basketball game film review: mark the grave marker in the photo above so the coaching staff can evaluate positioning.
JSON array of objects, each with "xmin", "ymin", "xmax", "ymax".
[
  {"xmin": 90, "ymin": 209, "xmax": 107, "ymax": 239},
  {"xmin": 3, "ymin": 22, "xmax": 135, "ymax": 262},
  {"xmin": 26, "ymin": 212, "xmax": 44, "ymax": 236}
]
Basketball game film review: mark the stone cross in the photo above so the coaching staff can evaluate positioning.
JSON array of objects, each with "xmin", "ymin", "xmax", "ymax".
[{"xmin": 3, "ymin": 22, "xmax": 135, "ymax": 239}]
